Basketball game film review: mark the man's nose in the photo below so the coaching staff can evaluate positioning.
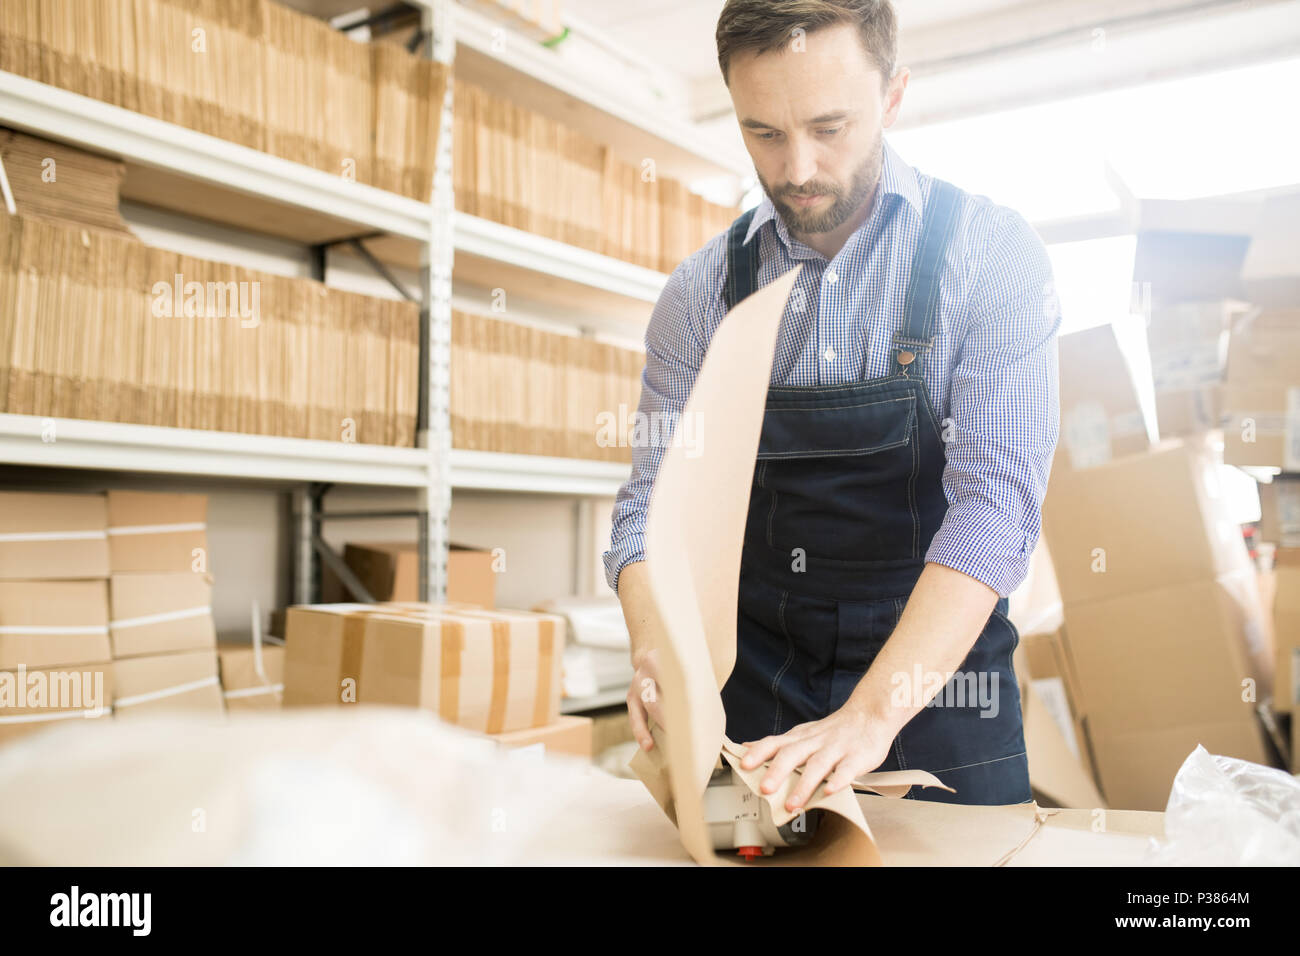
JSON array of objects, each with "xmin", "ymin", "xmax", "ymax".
[{"xmin": 783, "ymin": 136, "xmax": 818, "ymax": 189}]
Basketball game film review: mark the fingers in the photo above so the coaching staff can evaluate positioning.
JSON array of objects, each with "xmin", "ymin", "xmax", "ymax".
[
  {"xmin": 759, "ymin": 735, "xmax": 821, "ymax": 797},
  {"xmin": 626, "ymin": 683, "xmax": 654, "ymax": 751},
  {"xmin": 740, "ymin": 721, "xmax": 819, "ymax": 770},
  {"xmin": 821, "ymin": 759, "xmax": 862, "ymax": 796},
  {"xmin": 785, "ymin": 746, "xmax": 844, "ymax": 811}
]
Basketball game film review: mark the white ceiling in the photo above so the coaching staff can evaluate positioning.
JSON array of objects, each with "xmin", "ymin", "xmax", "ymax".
[{"xmin": 563, "ymin": 0, "xmax": 1030, "ymax": 82}]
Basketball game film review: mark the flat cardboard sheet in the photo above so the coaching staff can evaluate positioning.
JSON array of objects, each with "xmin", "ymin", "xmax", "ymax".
[{"xmin": 626, "ymin": 265, "xmax": 949, "ymax": 866}]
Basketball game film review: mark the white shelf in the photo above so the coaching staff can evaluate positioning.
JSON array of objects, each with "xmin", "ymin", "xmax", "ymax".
[
  {"xmin": 449, "ymin": 448, "xmax": 630, "ymax": 497},
  {"xmin": 454, "ymin": 212, "xmax": 668, "ymax": 304},
  {"xmin": 0, "ymin": 70, "xmax": 433, "ymax": 245},
  {"xmin": 0, "ymin": 415, "xmax": 433, "ymax": 487},
  {"xmin": 440, "ymin": 1, "xmax": 751, "ymax": 184}
]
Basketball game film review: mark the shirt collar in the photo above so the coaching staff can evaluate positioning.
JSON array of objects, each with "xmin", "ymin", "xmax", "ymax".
[{"xmin": 742, "ymin": 138, "xmax": 923, "ymax": 248}]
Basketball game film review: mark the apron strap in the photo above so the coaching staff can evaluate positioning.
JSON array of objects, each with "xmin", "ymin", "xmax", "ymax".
[
  {"xmin": 722, "ymin": 206, "xmax": 761, "ymax": 312},
  {"xmin": 894, "ymin": 179, "xmax": 963, "ymax": 373}
]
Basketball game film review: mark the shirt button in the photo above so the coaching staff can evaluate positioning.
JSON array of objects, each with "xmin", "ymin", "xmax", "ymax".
[
  {"xmin": 823, "ymin": 347, "xmax": 835, "ymax": 362},
  {"xmin": 825, "ymin": 269, "xmax": 838, "ymax": 284}
]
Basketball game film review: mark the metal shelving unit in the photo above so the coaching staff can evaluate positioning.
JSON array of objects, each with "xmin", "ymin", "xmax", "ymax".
[{"xmin": 0, "ymin": 0, "xmax": 743, "ymax": 615}]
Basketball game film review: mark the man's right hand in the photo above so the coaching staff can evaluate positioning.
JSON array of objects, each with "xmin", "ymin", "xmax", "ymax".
[{"xmin": 627, "ymin": 648, "xmax": 665, "ymax": 751}]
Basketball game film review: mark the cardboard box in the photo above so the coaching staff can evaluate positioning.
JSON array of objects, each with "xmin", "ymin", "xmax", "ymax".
[
  {"xmin": 0, "ymin": 580, "xmax": 110, "ymax": 669},
  {"xmin": 322, "ymin": 542, "xmax": 496, "ymax": 608},
  {"xmin": 0, "ymin": 662, "xmax": 113, "ymax": 745},
  {"xmin": 282, "ymin": 602, "xmax": 494, "ymax": 707},
  {"xmin": 1131, "ymin": 197, "xmax": 1257, "ymax": 306},
  {"xmin": 1154, "ymin": 385, "xmax": 1220, "ymax": 440},
  {"xmin": 282, "ymin": 604, "xmax": 375, "ymax": 707},
  {"xmin": 0, "ymin": 492, "xmax": 109, "ymax": 579},
  {"xmin": 1057, "ymin": 324, "xmax": 1153, "ymax": 470},
  {"xmin": 1042, "ymin": 438, "xmax": 1252, "ymax": 605},
  {"xmin": 217, "ymin": 642, "xmax": 285, "ymax": 711},
  {"xmin": 1014, "ymin": 629, "xmax": 1098, "ymax": 796},
  {"xmin": 108, "ymin": 573, "xmax": 216, "ymax": 658},
  {"xmin": 1220, "ymin": 384, "xmax": 1296, "ymax": 468},
  {"xmin": 1257, "ymin": 478, "xmax": 1300, "ymax": 548},
  {"xmin": 360, "ymin": 606, "xmax": 563, "ymax": 733},
  {"xmin": 1089, "ymin": 718, "xmax": 1270, "ymax": 811},
  {"xmin": 1273, "ymin": 549, "xmax": 1300, "ymax": 717},
  {"xmin": 106, "ymin": 491, "xmax": 208, "ymax": 573},
  {"xmin": 1145, "ymin": 301, "xmax": 1237, "ymax": 440},
  {"xmin": 1020, "ymin": 675, "xmax": 1105, "ymax": 809},
  {"xmin": 1221, "ymin": 311, "xmax": 1300, "ymax": 468},
  {"xmin": 1064, "ymin": 571, "xmax": 1272, "ymax": 736},
  {"xmin": 111, "ymin": 651, "xmax": 224, "ymax": 717},
  {"xmin": 489, "ymin": 715, "xmax": 594, "ymax": 759}
]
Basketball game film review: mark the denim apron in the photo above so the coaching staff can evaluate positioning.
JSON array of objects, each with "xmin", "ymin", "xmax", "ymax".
[{"xmin": 718, "ymin": 180, "xmax": 1030, "ymax": 806}]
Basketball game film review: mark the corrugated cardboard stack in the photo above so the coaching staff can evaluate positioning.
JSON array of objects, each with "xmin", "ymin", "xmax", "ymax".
[
  {"xmin": 105, "ymin": 491, "xmax": 224, "ymax": 719},
  {"xmin": 453, "ymin": 79, "xmax": 739, "ymax": 274},
  {"xmin": 450, "ymin": 309, "xmax": 643, "ymax": 462},
  {"xmin": 0, "ymin": 492, "xmax": 114, "ymax": 743},
  {"xmin": 282, "ymin": 602, "xmax": 569, "ymax": 740},
  {"xmin": 0, "ymin": 129, "xmax": 133, "ymax": 236},
  {"xmin": 0, "ymin": 0, "xmax": 446, "ymax": 201},
  {"xmin": 1042, "ymin": 436, "xmax": 1274, "ymax": 810},
  {"xmin": 0, "ymin": 210, "xmax": 420, "ymax": 445}
]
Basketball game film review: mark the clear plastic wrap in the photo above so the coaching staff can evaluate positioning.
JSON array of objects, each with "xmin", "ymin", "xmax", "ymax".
[{"xmin": 1145, "ymin": 745, "xmax": 1300, "ymax": 866}]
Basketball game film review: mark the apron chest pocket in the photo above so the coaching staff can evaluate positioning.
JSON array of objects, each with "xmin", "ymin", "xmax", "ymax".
[{"xmin": 756, "ymin": 393, "xmax": 915, "ymax": 460}]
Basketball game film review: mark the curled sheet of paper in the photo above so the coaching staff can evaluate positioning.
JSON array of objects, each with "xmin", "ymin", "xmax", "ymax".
[{"xmin": 628, "ymin": 265, "xmax": 951, "ymax": 866}]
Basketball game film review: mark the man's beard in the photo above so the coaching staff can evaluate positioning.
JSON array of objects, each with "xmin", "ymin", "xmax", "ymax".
[{"xmin": 761, "ymin": 132, "xmax": 883, "ymax": 237}]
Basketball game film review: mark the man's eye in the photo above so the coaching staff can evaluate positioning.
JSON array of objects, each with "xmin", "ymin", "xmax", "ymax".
[
  {"xmin": 757, "ymin": 131, "xmax": 779, "ymax": 141},
  {"xmin": 818, "ymin": 127, "xmax": 844, "ymax": 136}
]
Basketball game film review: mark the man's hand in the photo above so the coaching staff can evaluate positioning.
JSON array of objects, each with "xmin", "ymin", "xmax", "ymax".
[
  {"xmin": 740, "ymin": 702, "xmax": 892, "ymax": 812},
  {"xmin": 626, "ymin": 648, "xmax": 665, "ymax": 751}
]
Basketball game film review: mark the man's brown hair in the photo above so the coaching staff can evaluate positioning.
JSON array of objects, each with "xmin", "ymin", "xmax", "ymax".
[{"xmin": 716, "ymin": 0, "xmax": 898, "ymax": 87}]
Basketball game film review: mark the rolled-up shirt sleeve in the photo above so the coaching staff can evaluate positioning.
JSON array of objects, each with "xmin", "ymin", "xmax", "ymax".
[
  {"xmin": 602, "ymin": 259, "xmax": 707, "ymax": 594},
  {"xmin": 924, "ymin": 208, "xmax": 1061, "ymax": 598}
]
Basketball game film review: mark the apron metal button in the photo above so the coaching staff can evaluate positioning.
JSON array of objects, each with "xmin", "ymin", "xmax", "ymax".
[{"xmin": 897, "ymin": 350, "xmax": 916, "ymax": 366}]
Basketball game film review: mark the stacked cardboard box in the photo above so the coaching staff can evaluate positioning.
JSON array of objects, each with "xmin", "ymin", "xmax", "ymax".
[
  {"xmin": 453, "ymin": 80, "xmax": 739, "ymax": 274},
  {"xmin": 1144, "ymin": 300, "xmax": 1244, "ymax": 439},
  {"xmin": 489, "ymin": 715, "xmax": 593, "ymax": 759},
  {"xmin": 105, "ymin": 492, "xmax": 224, "ymax": 719},
  {"xmin": 1221, "ymin": 310, "xmax": 1300, "ymax": 469},
  {"xmin": 321, "ymin": 542, "xmax": 497, "ymax": 608},
  {"xmin": 1042, "ymin": 437, "xmax": 1274, "ymax": 809},
  {"xmin": 283, "ymin": 602, "xmax": 563, "ymax": 735},
  {"xmin": 1056, "ymin": 323, "xmax": 1153, "ymax": 471},
  {"xmin": 450, "ymin": 309, "xmax": 644, "ymax": 462},
  {"xmin": 0, "ymin": 492, "xmax": 114, "ymax": 743},
  {"xmin": 218, "ymin": 640, "xmax": 285, "ymax": 711},
  {"xmin": 1014, "ymin": 629, "xmax": 1106, "ymax": 809},
  {"xmin": 0, "ymin": 0, "xmax": 446, "ymax": 201}
]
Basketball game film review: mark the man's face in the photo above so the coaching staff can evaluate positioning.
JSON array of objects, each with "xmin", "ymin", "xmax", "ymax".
[{"xmin": 728, "ymin": 23, "xmax": 901, "ymax": 236}]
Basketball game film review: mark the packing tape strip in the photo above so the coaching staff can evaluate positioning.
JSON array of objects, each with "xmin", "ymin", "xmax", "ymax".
[
  {"xmin": 0, "ymin": 530, "xmax": 107, "ymax": 542},
  {"xmin": 106, "ymin": 522, "xmax": 207, "ymax": 536},
  {"xmin": 110, "ymin": 605, "xmax": 210, "ymax": 631},
  {"xmin": 114, "ymin": 675, "xmax": 219, "ymax": 709},
  {"xmin": 222, "ymin": 683, "xmax": 284, "ymax": 700},
  {"xmin": 0, "ymin": 624, "xmax": 109, "ymax": 635},
  {"xmin": 486, "ymin": 620, "xmax": 510, "ymax": 734},
  {"xmin": 0, "ymin": 707, "xmax": 108, "ymax": 725},
  {"xmin": 532, "ymin": 618, "xmax": 555, "ymax": 730}
]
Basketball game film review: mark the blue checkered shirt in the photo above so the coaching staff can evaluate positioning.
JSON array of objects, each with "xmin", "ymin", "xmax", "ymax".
[{"xmin": 603, "ymin": 140, "xmax": 1061, "ymax": 599}]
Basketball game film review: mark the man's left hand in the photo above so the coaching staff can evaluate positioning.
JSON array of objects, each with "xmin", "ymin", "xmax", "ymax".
[{"xmin": 740, "ymin": 703, "xmax": 893, "ymax": 812}]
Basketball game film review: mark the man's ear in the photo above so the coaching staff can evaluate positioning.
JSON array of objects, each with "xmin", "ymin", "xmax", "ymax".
[{"xmin": 882, "ymin": 67, "xmax": 910, "ymax": 129}]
